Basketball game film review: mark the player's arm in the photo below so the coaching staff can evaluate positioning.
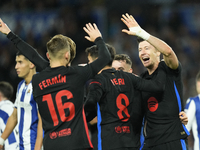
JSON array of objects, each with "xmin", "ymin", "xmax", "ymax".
[
  {"xmin": 130, "ymin": 68, "xmax": 166, "ymax": 92},
  {"xmin": 0, "ymin": 18, "xmax": 48, "ymax": 71},
  {"xmin": 84, "ymin": 80, "xmax": 103, "ymax": 122},
  {"xmin": 0, "ymin": 108, "xmax": 18, "ymax": 147},
  {"xmin": 89, "ymin": 116, "xmax": 97, "ymax": 125},
  {"xmin": 34, "ymin": 112, "xmax": 43, "ymax": 150},
  {"xmin": 121, "ymin": 13, "xmax": 179, "ymax": 70},
  {"xmin": 83, "ymin": 23, "xmax": 111, "ymax": 75}
]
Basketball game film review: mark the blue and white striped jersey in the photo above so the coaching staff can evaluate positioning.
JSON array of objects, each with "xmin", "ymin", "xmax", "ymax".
[
  {"xmin": 185, "ymin": 94, "xmax": 200, "ymax": 150},
  {"xmin": 0, "ymin": 100, "xmax": 18, "ymax": 150},
  {"xmin": 14, "ymin": 80, "xmax": 39, "ymax": 150}
]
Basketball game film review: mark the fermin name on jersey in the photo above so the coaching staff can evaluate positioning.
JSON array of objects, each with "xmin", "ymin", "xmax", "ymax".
[{"xmin": 39, "ymin": 74, "xmax": 66, "ymax": 90}]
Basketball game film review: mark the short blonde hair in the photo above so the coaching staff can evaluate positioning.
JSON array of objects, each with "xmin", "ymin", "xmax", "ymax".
[{"xmin": 47, "ymin": 34, "xmax": 76, "ymax": 62}]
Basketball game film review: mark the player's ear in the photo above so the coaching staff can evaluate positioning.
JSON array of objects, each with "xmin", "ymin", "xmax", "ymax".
[
  {"xmin": 65, "ymin": 51, "xmax": 70, "ymax": 62},
  {"xmin": 46, "ymin": 52, "xmax": 51, "ymax": 61},
  {"xmin": 129, "ymin": 68, "xmax": 133, "ymax": 73},
  {"xmin": 29, "ymin": 62, "xmax": 35, "ymax": 69}
]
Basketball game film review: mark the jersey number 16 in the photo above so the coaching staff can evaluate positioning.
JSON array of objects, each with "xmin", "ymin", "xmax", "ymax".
[{"xmin": 43, "ymin": 90, "xmax": 75, "ymax": 126}]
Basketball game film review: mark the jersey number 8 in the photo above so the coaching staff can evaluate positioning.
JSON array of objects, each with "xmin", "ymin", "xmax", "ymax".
[{"xmin": 116, "ymin": 93, "xmax": 130, "ymax": 122}]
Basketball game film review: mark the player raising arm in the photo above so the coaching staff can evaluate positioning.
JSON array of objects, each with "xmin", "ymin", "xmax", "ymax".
[
  {"xmin": 121, "ymin": 13, "xmax": 189, "ymax": 150},
  {"xmin": 0, "ymin": 18, "xmax": 111, "ymax": 150}
]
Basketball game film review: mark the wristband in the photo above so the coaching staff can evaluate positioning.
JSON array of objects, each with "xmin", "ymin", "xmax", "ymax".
[
  {"xmin": 129, "ymin": 26, "xmax": 150, "ymax": 40},
  {"xmin": 0, "ymin": 137, "xmax": 4, "ymax": 145}
]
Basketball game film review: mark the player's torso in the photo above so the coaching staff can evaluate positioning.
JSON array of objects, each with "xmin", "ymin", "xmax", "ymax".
[
  {"xmin": 97, "ymin": 69, "xmax": 143, "ymax": 149},
  {"xmin": 141, "ymin": 62, "xmax": 187, "ymax": 146},
  {"xmin": 0, "ymin": 100, "xmax": 19, "ymax": 150},
  {"xmin": 15, "ymin": 81, "xmax": 38, "ymax": 150},
  {"xmin": 192, "ymin": 96, "xmax": 200, "ymax": 136},
  {"xmin": 33, "ymin": 66, "xmax": 93, "ymax": 150}
]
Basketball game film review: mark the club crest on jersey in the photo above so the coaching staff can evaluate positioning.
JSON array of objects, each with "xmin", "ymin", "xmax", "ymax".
[
  {"xmin": 147, "ymin": 97, "xmax": 158, "ymax": 112},
  {"xmin": 49, "ymin": 132, "xmax": 57, "ymax": 139}
]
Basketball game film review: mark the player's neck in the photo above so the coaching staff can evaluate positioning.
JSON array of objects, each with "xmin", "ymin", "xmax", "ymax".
[
  {"xmin": 98, "ymin": 66, "xmax": 112, "ymax": 74},
  {"xmin": 50, "ymin": 60, "xmax": 68, "ymax": 68},
  {"xmin": 24, "ymin": 70, "xmax": 36, "ymax": 85},
  {"xmin": 147, "ymin": 61, "xmax": 159, "ymax": 75},
  {"xmin": 0, "ymin": 97, "xmax": 6, "ymax": 102}
]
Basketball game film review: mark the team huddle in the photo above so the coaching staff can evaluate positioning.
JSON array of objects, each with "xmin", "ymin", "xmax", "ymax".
[{"xmin": 0, "ymin": 13, "xmax": 190, "ymax": 150}]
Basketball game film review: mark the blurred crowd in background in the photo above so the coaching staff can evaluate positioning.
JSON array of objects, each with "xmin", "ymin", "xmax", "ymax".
[{"xmin": 0, "ymin": 0, "xmax": 200, "ymax": 105}]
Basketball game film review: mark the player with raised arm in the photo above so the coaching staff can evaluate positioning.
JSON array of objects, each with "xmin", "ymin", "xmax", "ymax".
[
  {"xmin": 0, "ymin": 18, "xmax": 76, "ymax": 71},
  {"xmin": 121, "ymin": 13, "xmax": 189, "ymax": 150},
  {"xmin": 84, "ymin": 42, "xmax": 169, "ymax": 150},
  {"xmin": 0, "ymin": 23, "xmax": 110, "ymax": 150},
  {"xmin": 32, "ymin": 23, "xmax": 111, "ymax": 150},
  {"xmin": 0, "ymin": 18, "xmax": 111, "ymax": 150}
]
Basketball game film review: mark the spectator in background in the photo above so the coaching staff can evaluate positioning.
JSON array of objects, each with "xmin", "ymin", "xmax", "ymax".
[
  {"xmin": 0, "ymin": 81, "xmax": 18, "ymax": 150},
  {"xmin": 185, "ymin": 70, "xmax": 200, "ymax": 150}
]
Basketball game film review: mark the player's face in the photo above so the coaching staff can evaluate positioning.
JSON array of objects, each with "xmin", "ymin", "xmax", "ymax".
[
  {"xmin": 112, "ymin": 60, "xmax": 132, "ymax": 73},
  {"xmin": 15, "ymin": 55, "xmax": 32, "ymax": 79},
  {"xmin": 138, "ymin": 41, "xmax": 159, "ymax": 69}
]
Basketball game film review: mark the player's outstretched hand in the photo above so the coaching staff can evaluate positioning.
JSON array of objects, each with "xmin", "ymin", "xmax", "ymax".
[
  {"xmin": 121, "ymin": 13, "xmax": 140, "ymax": 36},
  {"xmin": 179, "ymin": 111, "xmax": 188, "ymax": 125},
  {"xmin": 83, "ymin": 23, "xmax": 102, "ymax": 42},
  {"xmin": 0, "ymin": 18, "xmax": 11, "ymax": 35}
]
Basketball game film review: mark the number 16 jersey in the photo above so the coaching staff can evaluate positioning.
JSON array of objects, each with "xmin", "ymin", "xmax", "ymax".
[{"xmin": 32, "ymin": 65, "xmax": 97, "ymax": 150}]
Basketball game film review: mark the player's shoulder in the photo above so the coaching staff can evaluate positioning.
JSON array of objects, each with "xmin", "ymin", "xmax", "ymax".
[
  {"xmin": 158, "ymin": 61, "xmax": 167, "ymax": 70},
  {"xmin": 18, "ymin": 79, "xmax": 25, "ymax": 85},
  {"xmin": 17, "ymin": 79, "xmax": 25, "ymax": 89},
  {"xmin": 98, "ymin": 68, "xmax": 119, "ymax": 81},
  {"xmin": 33, "ymin": 66, "xmax": 63, "ymax": 79},
  {"xmin": 89, "ymin": 69, "xmax": 113, "ymax": 85},
  {"xmin": 0, "ymin": 100, "xmax": 14, "ymax": 112},
  {"xmin": 159, "ymin": 60, "xmax": 182, "ymax": 72},
  {"xmin": 190, "ymin": 95, "xmax": 200, "ymax": 102},
  {"xmin": 91, "ymin": 73, "xmax": 104, "ymax": 83},
  {"xmin": 32, "ymin": 70, "xmax": 44, "ymax": 80},
  {"xmin": 140, "ymin": 69, "xmax": 149, "ymax": 78},
  {"xmin": 186, "ymin": 95, "xmax": 199, "ymax": 106}
]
